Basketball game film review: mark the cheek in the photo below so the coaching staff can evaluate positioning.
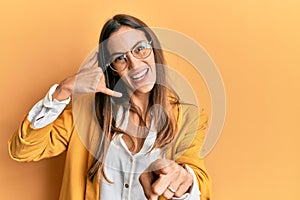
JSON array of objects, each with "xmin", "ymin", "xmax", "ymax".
[
  {"xmin": 146, "ymin": 55, "xmax": 156, "ymax": 73},
  {"xmin": 148, "ymin": 54, "xmax": 155, "ymax": 64},
  {"xmin": 119, "ymin": 73, "xmax": 132, "ymax": 86}
]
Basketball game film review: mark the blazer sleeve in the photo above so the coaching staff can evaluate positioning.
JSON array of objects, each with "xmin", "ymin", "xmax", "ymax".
[
  {"xmin": 8, "ymin": 109, "xmax": 74, "ymax": 162},
  {"xmin": 173, "ymin": 104, "xmax": 212, "ymax": 200}
]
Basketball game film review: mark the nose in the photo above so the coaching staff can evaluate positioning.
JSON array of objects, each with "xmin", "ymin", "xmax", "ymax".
[{"xmin": 126, "ymin": 52, "xmax": 142, "ymax": 70}]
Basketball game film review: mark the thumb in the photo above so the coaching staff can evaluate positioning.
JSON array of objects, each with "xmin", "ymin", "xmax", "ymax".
[{"xmin": 80, "ymin": 51, "xmax": 98, "ymax": 72}]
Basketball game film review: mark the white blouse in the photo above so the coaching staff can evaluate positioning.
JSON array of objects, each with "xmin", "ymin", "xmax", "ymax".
[{"xmin": 27, "ymin": 84, "xmax": 201, "ymax": 200}]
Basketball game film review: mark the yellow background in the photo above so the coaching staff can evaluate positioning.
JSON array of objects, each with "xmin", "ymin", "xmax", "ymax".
[{"xmin": 1, "ymin": 0, "xmax": 299, "ymax": 199}]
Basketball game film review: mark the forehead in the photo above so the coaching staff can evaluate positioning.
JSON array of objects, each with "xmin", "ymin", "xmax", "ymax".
[{"xmin": 107, "ymin": 26, "xmax": 148, "ymax": 54}]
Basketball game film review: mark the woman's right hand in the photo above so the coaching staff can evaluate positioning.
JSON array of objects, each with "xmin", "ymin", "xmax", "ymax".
[{"xmin": 52, "ymin": 52, "xmax": 122, "ymax": 101}]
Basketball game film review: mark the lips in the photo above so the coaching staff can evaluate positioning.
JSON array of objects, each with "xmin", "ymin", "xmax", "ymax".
[{"xmin": 130, "ymin": 68, "xmax": 149, "ymax": 82}]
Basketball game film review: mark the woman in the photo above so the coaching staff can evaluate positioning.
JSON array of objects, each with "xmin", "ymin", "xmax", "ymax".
[{"xmin": 8, "ymin": 14, "xmax": 211, "ymax": 200}]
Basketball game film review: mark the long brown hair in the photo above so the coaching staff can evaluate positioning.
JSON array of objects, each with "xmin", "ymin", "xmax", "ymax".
[{"xmin": 88, "ymin": 14, "xmax": 179, "ymax": 181}]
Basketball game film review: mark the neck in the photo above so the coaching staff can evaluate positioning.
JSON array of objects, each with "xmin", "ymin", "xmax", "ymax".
[{"xmin": 130, "ymin": 92, "xmax": 150, "ymax": 114}]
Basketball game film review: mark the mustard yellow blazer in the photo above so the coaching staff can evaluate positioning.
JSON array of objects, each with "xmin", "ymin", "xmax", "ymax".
[{"xmin": 8, "ymin": 100, "xmax": 211, "ymax": 200}]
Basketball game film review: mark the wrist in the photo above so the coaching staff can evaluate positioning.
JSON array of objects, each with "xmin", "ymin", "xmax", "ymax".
[{"xmin": 52, "ymin": 83, "xmax": 72, "ymax": 101}]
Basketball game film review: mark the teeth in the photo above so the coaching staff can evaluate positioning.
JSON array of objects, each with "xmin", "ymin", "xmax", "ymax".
[{"xmin": 132, "ymin": 69, "xmax": 148, "ymax": 80}]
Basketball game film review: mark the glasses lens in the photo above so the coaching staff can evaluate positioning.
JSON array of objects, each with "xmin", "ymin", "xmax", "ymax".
[
  {"xmin": 108, "ymin": 41, "xmax": 152, "ymax": 72},
  {"xmin": 132, "ymin": 41, "xmax": 152, "ymax": 59},
  {"xmin": 110, "ymin": 54, "xmax": 127, "ymax": 72}
]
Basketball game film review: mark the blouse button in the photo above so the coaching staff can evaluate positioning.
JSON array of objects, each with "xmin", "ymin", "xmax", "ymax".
[{"xmin": 124, "ymin": 183, "xmax": 129, "ymax": 188}]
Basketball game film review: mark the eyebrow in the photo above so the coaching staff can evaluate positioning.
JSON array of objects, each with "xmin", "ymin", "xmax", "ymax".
[{"xmin": 109, "ymin": 40, "xmax": 146, "ymax": 57}]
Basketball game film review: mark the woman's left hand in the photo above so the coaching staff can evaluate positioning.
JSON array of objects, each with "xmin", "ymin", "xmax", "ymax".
[{"xmin": 139, "ymin": 159, "xmax": 193, "ymax": 200}]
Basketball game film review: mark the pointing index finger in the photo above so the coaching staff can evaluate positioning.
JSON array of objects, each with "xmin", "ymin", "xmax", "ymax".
[
  {"xmin": 139, "ymin": 172, "xmax": 159, "ymax": 200},
  {"xmin": 151, "ymin": 173, "xmax": 172, "ymax": 195}
]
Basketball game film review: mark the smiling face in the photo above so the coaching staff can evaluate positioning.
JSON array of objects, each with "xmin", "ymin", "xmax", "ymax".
[{"xmin": 107, "ymin": 26, "xmax": 156, "ymax": 96}]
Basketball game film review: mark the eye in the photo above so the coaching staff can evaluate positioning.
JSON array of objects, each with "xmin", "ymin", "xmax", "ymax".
[
  {"xmin": 113, "ymin": 54, "xmax": 126, "ymax": 63},
  {"xmin": 134, "ymin": 41, "xmax": 148, "ymax": 53},
  {"xmin": 136, "ymin": 45, "xmax": 146, "ymax": 52}
]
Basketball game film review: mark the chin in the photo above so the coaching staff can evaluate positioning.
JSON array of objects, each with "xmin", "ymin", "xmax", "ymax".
[{"xmin": 133, "ymin": 83, "xmax": 155, "ymax": 95}]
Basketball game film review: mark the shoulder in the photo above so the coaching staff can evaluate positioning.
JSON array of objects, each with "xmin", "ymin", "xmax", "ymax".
[{"xmin": 175, "ymin": 103, "xmax": 208, "ymax": 131}]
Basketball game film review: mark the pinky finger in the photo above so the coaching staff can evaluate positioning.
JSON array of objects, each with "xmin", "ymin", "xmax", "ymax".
[
  {"xmin": 111, "ymin": 90, "xmax": 123, "ymax": 98},
  {"xmin": 99, "ymin": 87, "xmax": 122, "ymax": 98}
]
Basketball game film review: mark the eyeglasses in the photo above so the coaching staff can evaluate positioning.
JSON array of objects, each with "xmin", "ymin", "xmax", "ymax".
[{"xmin": 106, "ymin": 40, "xmax": 153, "ymax": 72}]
